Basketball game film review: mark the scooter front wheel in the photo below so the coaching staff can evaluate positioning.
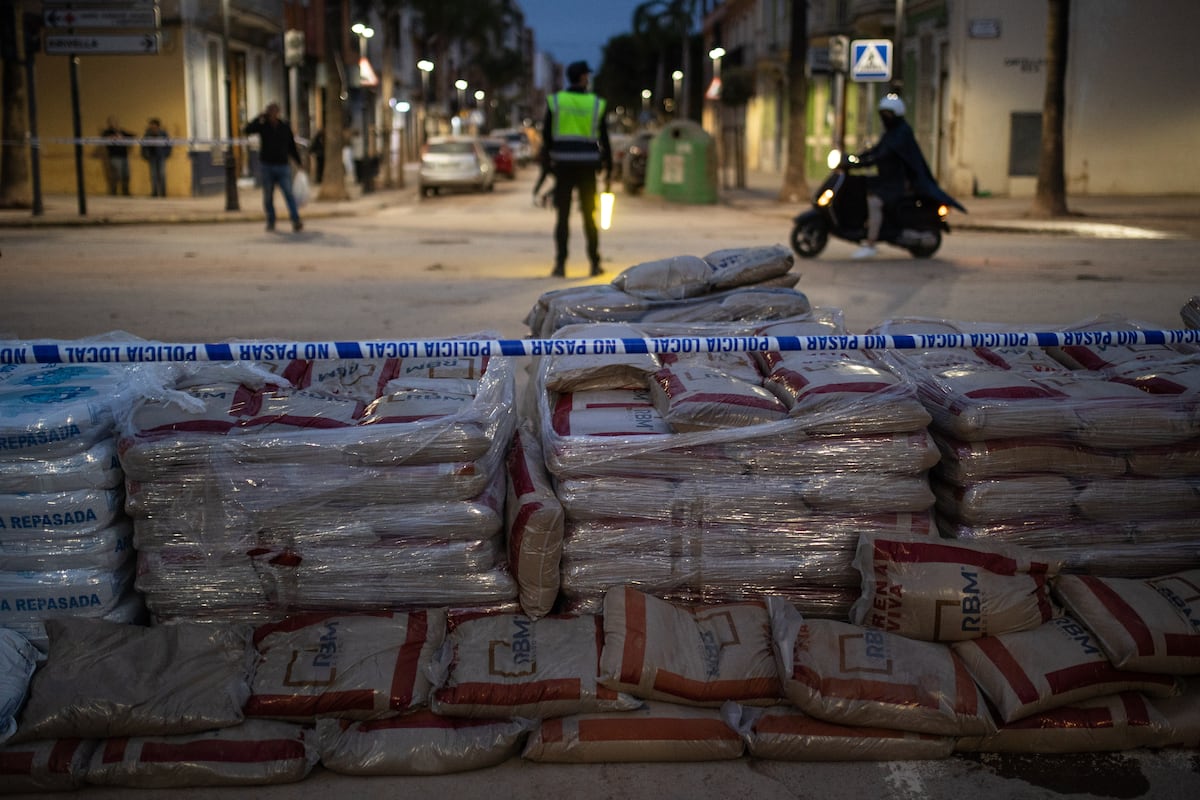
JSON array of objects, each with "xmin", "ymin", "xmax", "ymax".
[
  {"xmin": 907, "ymin": 228, "xmax": 943, "ymax": 258},
  {"xmin": 790, "ymin": 214, "xmax": 829, "ymax": 258}
]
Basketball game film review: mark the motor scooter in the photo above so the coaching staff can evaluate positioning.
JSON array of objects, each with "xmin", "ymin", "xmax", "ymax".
[{"xmin": 790, "ymin": 151, "xmax": 965, "ymax": 259}]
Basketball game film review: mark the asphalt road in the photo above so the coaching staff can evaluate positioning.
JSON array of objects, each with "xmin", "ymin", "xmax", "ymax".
[{"xmin": 2, "ymin": 172, "xmax": 1199, "ymax": 799}]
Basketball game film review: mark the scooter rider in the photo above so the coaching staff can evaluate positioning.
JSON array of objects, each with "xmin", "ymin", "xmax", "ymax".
[{"xmin": 851, "ymin": 94, "xmax": 936, "ymax": 259}]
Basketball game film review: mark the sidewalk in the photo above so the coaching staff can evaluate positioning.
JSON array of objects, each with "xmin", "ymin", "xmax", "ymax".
[{"xmin": 2, "ymin": 169, "xmax": 1198, "ymax": 239}]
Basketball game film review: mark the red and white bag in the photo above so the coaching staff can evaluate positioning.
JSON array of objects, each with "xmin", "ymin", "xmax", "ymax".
[
  {"xmin": 648, "ymin": 366, "xmax": 787, "ymax": 432},
  {"xmin": 0, "ymin": 738, "xmax": 96, "ymax": 792},
  {"xmin": 955, "ymin": 692, "xmax": 1163, "ymax": 753},
  {"xmin": 731, "ymin": 704, "xmax": 954, "ymax": 761},
  {"xmin": 85, "ymin": 720, "xmax": 317, "ymax": 788},
  {"xmin": 317, "ymin": 710, "xmax": 534, "ymax": 775},
  {"xmin": 523, "ymin": 701, "xmax": 744, "ymax": 762},
  {"xmin": 598, "ymin": 586, "xmax": 782, "ymax": 707},
  {"xmin": 246, "ymin": 610, "xmax": 446, "ymax": 721},
  {"xmin": 850, "ymin": 534, "xmax": 1060, "ymax": 642},
  {"xmin": 1052, "ymin": 570, "xmax": 1200, "ymax": 674},
  {"xmin": 769, "ymin": 599, "xmax": 993, "ymax": 736},
  {"xmin": 505, "ymin": 425, "xmax": 564, "ymax": 619},
  {"xmin": 430, "ymin": 612, "xmax": 641, "ymax": 719},
  {"xmin": 952, "ymin": 616, "xmax": 1183, "ymax": 724}
]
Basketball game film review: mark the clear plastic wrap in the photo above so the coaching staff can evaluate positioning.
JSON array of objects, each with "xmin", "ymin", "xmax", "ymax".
[
  {"xmin": 0, "ymin": 519, "xmax": 132, "ymax": 572},
  {"xmin": 0, "ymin": 436, "xmax": 122, "ymax": 493},
  {"xmin": 0, "ymin": 486, "xmax": 124, "ymax": 535}
]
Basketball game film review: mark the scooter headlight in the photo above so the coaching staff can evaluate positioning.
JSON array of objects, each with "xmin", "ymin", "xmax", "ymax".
[
  {"xmin": 817, "ymin": 188, "xmax": 835, "ymax": 207},
  {"xmin": 938, "ymin": 204, "xmax": 950, "ymax": 218},
  {"xmin": 826, "ymin": 150, "xmax": 842, "ymax": 170}
]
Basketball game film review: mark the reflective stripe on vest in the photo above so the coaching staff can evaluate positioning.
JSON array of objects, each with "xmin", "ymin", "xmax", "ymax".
[{"xmin": 548, "ymin": 91, "xmax": 604, "ymax": 163}]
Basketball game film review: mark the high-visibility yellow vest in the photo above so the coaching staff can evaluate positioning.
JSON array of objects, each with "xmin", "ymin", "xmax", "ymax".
[{"xmin": 547, "ymin": 91, "xmax": 605, "ymax": 164}]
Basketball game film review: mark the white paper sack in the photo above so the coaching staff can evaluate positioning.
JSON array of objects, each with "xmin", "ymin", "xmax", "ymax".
[
  {"xmin": 0, "ymin": 519, "xmax": 133, "ymax": 572},
  {"xmin": 952, "ymin": 615, "xmax": 1183, "ymax": 724},
  {"xmin": 542, "ymin": 324, "xmax": 663, "ymax": 392},
  {"xmin": 246, "ymin": 610, "xmax": 446, "ymax": 721},
  {"xmin": 850, "ymin": 533, "xmax": 1060, "ymax": 642},
  {"xmin": 0, "ymin": 560, "xmax": 134, "ymax": 626},
  {"xmin": 430, "ymin": 613, "xmax": 641, "ymax": 719},
  {"xmin": 955, "ymin": 692, "xmax": 1164, "ymax": 753},
  {"xmin": 506, "ymin": 425, "xmax": 564, "ymax": 619},
  {"xmin": 0, "ymin": 487, "xmax": 124, "ymax": 535},
  {"xmin": 0, "ymin": 436, "xmax": 122, "ymax": 493},
  {"xmin": 649, "ymin": 366, "xmax": 788, "ymax": 432},
  {"xmin": 1053, "ymin": 570, "xmax": 1200, "ymax": 674}
]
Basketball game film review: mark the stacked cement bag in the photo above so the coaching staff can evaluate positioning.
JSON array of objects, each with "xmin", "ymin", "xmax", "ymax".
[
  {"xmin": 525, "ymin": 245, "xmax": 811, "ymax": 337},
  {"xmin": 118, "ymin": 344, "xmax": 518, "ymax": 624},
  {"xmin": 532, "ymin": 311, "xmax": 938, "ymax": 618},
  {"xmin": 1183, "ymin": 296, "xmax": 1200, "ymax": 330},
  {"xmin": 868, "ymin": 317, "xmax": 1200, "ymax": 577},
  {"xmin": 0, "ymin": 362, "xmax": 151, "ymax": 650}
]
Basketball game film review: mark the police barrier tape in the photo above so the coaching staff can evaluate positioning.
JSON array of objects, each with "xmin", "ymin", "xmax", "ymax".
[
  {"xmin": 2, "ymin": 329, "xmax": 1199, "ymax": 365},
  {"xmin": 2, "ymin": 136, "xmax": 305, "ymax": 148}
]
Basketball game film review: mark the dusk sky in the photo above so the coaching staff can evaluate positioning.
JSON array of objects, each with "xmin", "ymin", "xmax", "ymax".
[{"xmin": 520, "ymin": 0, "xmax": 645, "ymax": 71}]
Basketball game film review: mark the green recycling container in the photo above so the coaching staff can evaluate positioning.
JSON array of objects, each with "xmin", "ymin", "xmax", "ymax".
[{"xmin": 644, "ymin": 120, "xmax": 718, "ymax": 204}]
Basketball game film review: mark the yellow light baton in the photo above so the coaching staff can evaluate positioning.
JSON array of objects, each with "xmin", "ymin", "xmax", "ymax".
[{"xmin": 599, "ymin": 190, "xmax": 615, "ymax": 230}]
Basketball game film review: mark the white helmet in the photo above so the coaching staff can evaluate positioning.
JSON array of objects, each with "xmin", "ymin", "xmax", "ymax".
[{"xmin": 879, "ymin": 94, "xmax": 906, "ymax": 116}]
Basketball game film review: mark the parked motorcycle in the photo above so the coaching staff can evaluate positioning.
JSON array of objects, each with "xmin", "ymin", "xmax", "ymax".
[{"xmin": 790, "ymin": 151, "xmax": 965, "ymax": 259}]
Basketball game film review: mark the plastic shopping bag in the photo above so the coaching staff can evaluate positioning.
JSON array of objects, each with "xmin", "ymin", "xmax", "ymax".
[{"xmin": 293, "ymin": 171, "xmax": 311, "ymax": 207}]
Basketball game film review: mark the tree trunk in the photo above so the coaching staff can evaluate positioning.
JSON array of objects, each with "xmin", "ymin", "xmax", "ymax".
[
  {"xmin": 778, "ymin": 0, "xmax": 809, "ymax": 204},
  {"xmin": 319, "ymin": 6, "xmax": 351, "ymax": 202},
  {"xmin": 1032, "ymin": 0, "xmax": 1069, "ymax": 217},
  {"xmin": 0, "ymin": 1, "xmax": 32, "ymax": 208},
  {"xmin": 378, "ymin": 10, "xmax": 403, "ymax": 189}
]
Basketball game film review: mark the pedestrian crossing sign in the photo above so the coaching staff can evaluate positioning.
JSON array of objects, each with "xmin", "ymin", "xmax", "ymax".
[{"xmin": 851, "ymin": 39, "xmax": 892, "ymax": 82}]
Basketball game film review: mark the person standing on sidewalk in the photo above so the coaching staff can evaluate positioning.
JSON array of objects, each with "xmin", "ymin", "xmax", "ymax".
[
  {"xmin": 140, "ymin": 118, "xmax": 172, "ymax": 198},
  {"xmin": 542, "ymin": 60, "xmax": 612, "ymax": 277},
  {"xmin": 244, "ymin": 102, "xmax": 304, "ymax": 232},
  {"xmin": 100, "ymin": 117, "xmax": 135, "ymax": 196}
]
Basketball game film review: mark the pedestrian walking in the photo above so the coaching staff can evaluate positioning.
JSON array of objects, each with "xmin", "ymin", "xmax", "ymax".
[
  {"xmin": 244, "ymin": 102, "xmax": 305, "ymax": 232},
  {"xmin": 541, "ymin": 60, "xmax": 612, "ymax": 277},
  {"xmin": 140, "ymin": 118, "xmax": 172, "ymax": 197},
  {"xmin": 100, "ymin": 116, "xmax": 135, "ymax": 196}
]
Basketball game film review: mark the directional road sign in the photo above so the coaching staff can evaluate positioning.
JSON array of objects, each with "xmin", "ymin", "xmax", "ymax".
[
  {"xmin": 45, "ymin": 34, "xmax": 160, "ymax": 56},
  {"xmin": 44, "ymin": 7, "xmax": 160, "ymax": 29},
  {"xmin": 850, "ymin": 39, "xmax": 892, "ymax": 82}
]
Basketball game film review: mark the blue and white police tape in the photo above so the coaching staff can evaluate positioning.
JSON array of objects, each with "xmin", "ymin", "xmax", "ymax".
[{"xmin": 2, "ymin": 329, "xmax": 1198, "ymax": 365}]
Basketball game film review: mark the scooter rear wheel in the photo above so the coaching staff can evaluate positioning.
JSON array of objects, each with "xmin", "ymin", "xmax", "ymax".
[{"xmin": 790, "ymin": 217, "xmax": 829, "ymax": 258}]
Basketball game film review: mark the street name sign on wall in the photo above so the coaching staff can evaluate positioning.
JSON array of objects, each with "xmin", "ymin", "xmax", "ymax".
[
  {"xmin": 44, "ymin": 7, "xmax": 160, "ymax": 29},
  {"xmin": 850, "ymin": 39, "xmax": 892, "ymax": 82},
  {"xmin": 45, "ymin": 33, "xmax": 160, "ymax": 55}
]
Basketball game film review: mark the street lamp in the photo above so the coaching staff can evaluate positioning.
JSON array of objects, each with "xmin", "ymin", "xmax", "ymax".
[
  {"xmin": 708, "ymin": 46, "xmax": 725, "ymax": 80},
  {"xmin": 417, "ymin": 60, "xmax": 434, "ymax": 144},
  {"xmin": 352, "ymin": 23, "xmax": 376, "ymax": 192},
  {"xmin": 641, "ymin": 88, "xmax": 652, "ymax": 120},
  {"xmin": 672, "ymin": 70, "xmax": 683, "ymax": 118},
  {"xmin": 708, "ymin": 47, "xmax": 726, "ymax": 188}
]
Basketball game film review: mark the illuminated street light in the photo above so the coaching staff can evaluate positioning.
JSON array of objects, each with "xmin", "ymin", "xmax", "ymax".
[
  {"xmin": 672, "ymin": 70, "xmax": 683, "ymax": 117},
  {"xmin": 351, "ymin": 23, "xmax": 377, "ymax": 192},
  {"xmin": 641, "ymin": 88, "xmax": 652, "ymax": 114},
  {"xmin": 417, "ymin": 60, "xmax": 434, "ymax": 144},
  {"xmin": 708, "ymin": 46, "xmax": 725, "ymax": 79}
]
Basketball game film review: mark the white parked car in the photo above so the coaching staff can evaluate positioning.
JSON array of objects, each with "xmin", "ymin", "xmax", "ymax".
[{"xmin": 418, "ymin": 136, "xmax": 496, "ymax": 196}]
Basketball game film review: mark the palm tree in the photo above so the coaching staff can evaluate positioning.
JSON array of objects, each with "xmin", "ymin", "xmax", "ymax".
[
  {"xmin": 778, "ymin": 1, "xmax": 809, "ymax": 203},
  {"xmin": 632, "ymin": 0, "xmax": 696, "ymax": 120},
  {"xmin": 1032, "ymin": 0, "xmax": 1069, "ymax": 217}
]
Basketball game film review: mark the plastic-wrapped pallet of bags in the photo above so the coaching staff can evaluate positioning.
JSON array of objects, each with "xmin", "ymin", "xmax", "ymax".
[
  {"xmin": 429, "ymin": 611, "xmax": 641, "ymax": 719},
  {"xmin": 522, "ymin": 701, "xmax": 744, "ymax": 763},
  {"xmin": 317, "ymin": 711, "xmax": 534, "ymax": 775},
  {"xmin": 1052, "ymin": 569, "xmax": 1200, "ymax": 674},
  {"xmin": 1184, "ymin": 296, "xmax": 1200, "ymax": 330},
  {"xmin": 505, "ymin": 424, "xmax": 563, "ymax": 619},
  {"xmin": 849, "ymin": 533, "xmax": 1061, "ymax": 641},
  {"xmin": 598, "ymin": 586, "xmax": 782, "ymax": 707},
  {"xmin": 245, "ymin": 610, "xmax": 447, "ymax": 722},
  {"xmin": 768, "ymin": 598, "xmax": 994, "ymax": 737},
  {"xmin": 84, "ymin": 720, "xmax": 317, "ymax": 788},
  {"xmin": 10, "ymin": 618, "xmax": 254, "ymax": 743},
  {"xmin": 727, "ymin": 703, "xmax": 953, "ymax": 761},
  {"xmin": 951, "ymin": 615, "xmax": 1183, "ymax": 724}
]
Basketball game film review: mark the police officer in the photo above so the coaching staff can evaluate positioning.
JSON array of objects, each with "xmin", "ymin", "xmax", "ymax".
[{"xmin": 542, "ymin": 60, "xmax": 612, "ymax": 278}]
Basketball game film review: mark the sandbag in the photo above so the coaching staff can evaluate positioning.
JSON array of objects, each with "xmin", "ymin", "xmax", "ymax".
[
  {"xmin": 246, "ymin": 610, "xmax": 446, "ymax": 721},
  {"xmin": 952, "ymin": 616, "xmax": 1183, "ymax": 724},
  {"xmin": 648, "ymin": 366, "xmax": 788, "ymax": 432},
  {"xmin": 769, "ymin": 599, "xmax": 993, "ymax": 736},
  {"xmin": 849, "ymin": 533, "xmax": 1060, "ymax": 641},
  {"xmin": 955, "ymin": 692, "xmax": 1163, "ymax": 753},
  {"xmin": 12, "ymin": 618, "xmax": 253, "ymax": 742},
  {"xmin": 522, "ymin": 701, "xmax": 743, "ymax": 762},
  {"xmin": 731, "ymin": 704, "xmax": 953, "ymax": 761},
  {"xmin": 505, "ymin": 425, "xmax": 563, "ymax": 619},
  {"xmin": 85, "ymin": 720, "xmax": 316, "ymax": 788},
  {"xmin": 598, "ymin": 586, "xmax": 781, "ymax": 707},
  {"xmin": 317, "ymin": 710, "xmax": 533, "ymax": 775},
  {"xmin": 1052, "ymin": 570, "xmax": 1200, "ymax": 674}
]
